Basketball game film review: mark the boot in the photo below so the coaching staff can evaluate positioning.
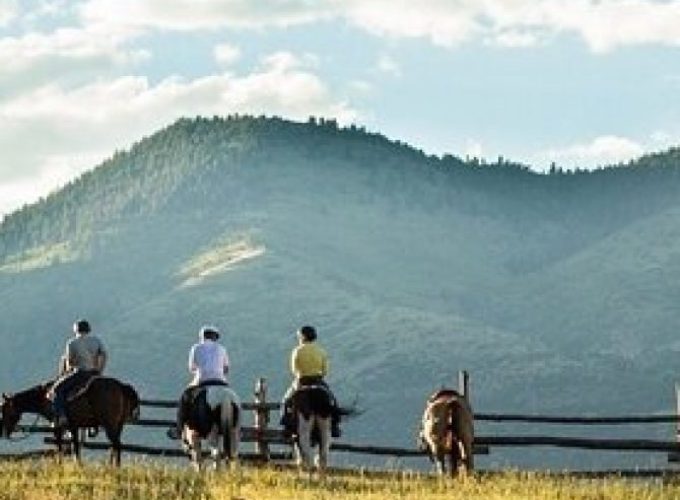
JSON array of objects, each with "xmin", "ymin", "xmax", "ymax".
[
  {"xmin": 331, "ymin": 414, "xmax": 341, "ymax": 438},
  {"xmin": 280, "ymin": 410, "xmax": 295, "ymax": 438}
]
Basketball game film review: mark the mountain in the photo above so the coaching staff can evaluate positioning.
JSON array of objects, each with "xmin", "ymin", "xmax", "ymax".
[{"xmin": 2, "ymin": 115, "xmax": 680, "ymax": 469}]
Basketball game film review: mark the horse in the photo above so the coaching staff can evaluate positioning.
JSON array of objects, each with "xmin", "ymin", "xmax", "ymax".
[
  {"xmin": 1, "ymin": 376, "xmax": 139, "ymax": 466},
  {"xmin": 289, "ymin": 386, "xmax": 335, "ymax": 474},
  {"xmin": 180, "ymin": 385, "xmax": 241, "ymax": 471},
  {"xmin": 418, "ymin": 389, "xmax": 474, "ymax": 476}
]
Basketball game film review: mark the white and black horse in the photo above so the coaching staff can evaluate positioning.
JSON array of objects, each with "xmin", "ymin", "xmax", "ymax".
[
  {"xmin": 181, "ymin": 385, "xmax": 241, "ymax": 471},
  {"xmin": 289, "ymin": 386, "xmax": 335, "ymax": 473}
]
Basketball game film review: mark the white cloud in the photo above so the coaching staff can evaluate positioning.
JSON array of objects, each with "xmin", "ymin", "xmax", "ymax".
[
  {"xmin": 376, "ymin": 55, "xmax": 401, "ymax": 77},
  {"xmin": 490, "ymin": 30, "xmax": 540, "ymax": 48},
  {"xmin": 530, "ymin": 0, "xmax": 680, "ymax": 54},
  {"xmin": 346, "ymin": 0, "xmax": 680, "ymax": 53},
  {"xmin": 0, "ymin": 27, "xmax": 149, "ymax": 96},
  {"xmin": 0, "ymin": 0, "xmax": 17, "ymax": 26},
  {"xmin": 214, "ymin": 43, "xmax": 241, "ymax": 66},
  {"xmin": 348, "ymin": 80, "xmax": 373, "ymax": 95},
  {"xmin": 76, "ymin": 0, "xmax": 680, "ymax": 53},
  {"xmin": 344, "ymin": 0, "xmax": 482, "ymax": 48},
  {"xmin": 0, "ymin": 52, "xmax": 358, "ymax": 216},
  {"xmin": 464, "ymin": 139, "xmax": 484, "ymax": 159},
  {"xmin": 538, "ymin": 135, "xmax": 646, "ymax": 169},
  {"xmin": 80, "ymin": 0, "xmax": 337, "ymax": 31},
  {"xmin": 0, "ymin": 152, "xmax": 104, "ymax": 218}
]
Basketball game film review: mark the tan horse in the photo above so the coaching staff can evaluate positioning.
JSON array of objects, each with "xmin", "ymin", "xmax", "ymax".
[{"xmin": 418, "ymin": 389, "xmax": 474, "ymax": 476}]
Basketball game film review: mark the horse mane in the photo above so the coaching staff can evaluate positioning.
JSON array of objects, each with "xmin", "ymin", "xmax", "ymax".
[{"xmin": 12, "ymin": 379, "xmax": 54, "ymax": 405}]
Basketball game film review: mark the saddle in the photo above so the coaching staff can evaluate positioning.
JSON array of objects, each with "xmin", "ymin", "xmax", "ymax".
[{"xmin": 66, "ymin": 375, "xmax": 101, "ymax": 402}]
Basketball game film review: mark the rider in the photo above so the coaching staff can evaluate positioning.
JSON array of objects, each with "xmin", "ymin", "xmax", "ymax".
[
  {"xmin": 51, "ymin": 319, "xmax": 107, "ymax": 427},
  {"xmin": 168, "ymin": 325, "xmax": 229, "ymax": 440},
  {"xmin": 281, "ymin": 325, "xmax": 341, "ymax": 438}
]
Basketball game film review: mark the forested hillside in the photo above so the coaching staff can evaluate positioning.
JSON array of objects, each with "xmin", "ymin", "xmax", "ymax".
[{"xmin": 1, "ymin": 115, "xmax": 680, "ymax": 469}]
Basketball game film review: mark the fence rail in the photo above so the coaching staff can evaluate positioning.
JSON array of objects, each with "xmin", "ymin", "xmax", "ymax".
[
  {"xmin": 476, "ymin": 413, "xmax": 680, "ymax": 424},
  {"xmin": 4, "ymin": 372, "xmax": 680, "ymax": 466}
]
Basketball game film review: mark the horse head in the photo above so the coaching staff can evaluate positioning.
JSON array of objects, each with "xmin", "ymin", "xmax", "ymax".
[{"xmin": 1, "ymin": 392, "xmax": 21, "ymax": 438}]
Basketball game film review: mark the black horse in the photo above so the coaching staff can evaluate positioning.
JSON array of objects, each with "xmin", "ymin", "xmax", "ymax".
[{"xmin": 1, "ymin": 376, "xmax": 139, "ymax": 466}]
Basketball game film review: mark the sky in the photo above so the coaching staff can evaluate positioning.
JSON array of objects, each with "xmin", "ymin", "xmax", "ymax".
[{"xmin": 1, "ymin": 0, "xmax": 680, "ymax": 217}]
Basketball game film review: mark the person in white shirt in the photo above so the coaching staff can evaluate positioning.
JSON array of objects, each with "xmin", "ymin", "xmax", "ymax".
[{"xmin": 168, "ymin": 325, "xmax": 229, "ymax": 439}]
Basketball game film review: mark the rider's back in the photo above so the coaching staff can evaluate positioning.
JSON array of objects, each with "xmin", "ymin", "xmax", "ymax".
[{"xmin": 66, "ymin": 334, "xmax": 105, "ymax": 372}]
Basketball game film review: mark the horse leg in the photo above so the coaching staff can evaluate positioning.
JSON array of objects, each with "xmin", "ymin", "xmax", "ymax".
[
  {"xmin": 219, "ymin": 403, "xmax": 230, "ymax": 467},
  {"xmin": 226, "ymin": 402, "xmax": 240, "ymax": 467},
  {"xmin": 463, "ymin": 436, "xmax": 474, "ymax": 472},
  {"xmin": 70, "ymin": 426, "xmax": 81, "ymax": 464},
  {"xmin": 111, "ymin": 433, "xmax": 122, "ymax": 467},
  {"xmin": 296, "ymin": 416, "xmax": 313, "ymax": 471},
  {"xmin": 189, "ymin": 431, "xmax": 202, "ymax": 472},
  {"xmin": 436, "ymin": 453, "xmax": 445, "ymax": 476},
  {"xmin": 221, "ymin": 422, "xmax": 230, "ymax": 468},
  {"xmin": 315, "ymin": 416, "xmax": 331, "ymax": 475},
  {"xmin": 54, "ymin": 428, "xmax": 64, "ymax": 463},
  {"xmin": 230, "ymin": 423, "xmax": 240, "ymax": 468},
  {"xmin": 449, "ymin": 438, "xmax": 467, "ymax": 477},
  {"xmin": 102, "ymin": 422, "xmax": 123, "ymax": 467}
]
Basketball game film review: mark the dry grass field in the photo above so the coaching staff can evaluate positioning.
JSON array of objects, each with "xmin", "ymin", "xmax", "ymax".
[{"xmin": 0, "ymin": 460, "xmax": 678, "ymax": 500}]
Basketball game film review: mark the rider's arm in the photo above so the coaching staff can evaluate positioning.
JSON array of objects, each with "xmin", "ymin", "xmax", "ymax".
[
  {"xmin": 290, "ymin": 347, "xmax": 300, "ymax": 378},
  {"xmin": 58, "ymin": 355, "xmax": 68, "ymax": 375},
  {"xmin": 320, "ymin": 350, "xmax": 328, "ymax": 377},
  {"xmin": 222, "ymin": 346, "xmax": 230, "ymax": 375},
  {"xmin": 188, "ymin": 345, "xmax": 198, "ymax": 374},
  {"xmin": 64, "ymin": 342, "xmax": 76, "ymax": 372},
  {"xmin": 96, "ymin": 347, "xmax": 107, "ymax": 374}
]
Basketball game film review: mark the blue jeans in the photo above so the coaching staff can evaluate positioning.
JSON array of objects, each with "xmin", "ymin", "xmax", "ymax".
[{"xmin": 52, "ymin": 370, "xmax": 97, "ymax": 419}]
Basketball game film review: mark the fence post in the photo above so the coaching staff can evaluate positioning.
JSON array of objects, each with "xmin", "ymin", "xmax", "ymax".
[
  {"xmin": 254, "ymin": 377, "xmax": 270, "ymax": 460},
  {"xmin": 676, "ymin": 383, "xmax": 679, "ymax": 442},
  {"xmin": 458, "ymin": 370, "xmax": 470, "ymax": 403}
]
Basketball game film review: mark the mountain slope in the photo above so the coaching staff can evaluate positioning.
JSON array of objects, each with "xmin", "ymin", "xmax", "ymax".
[{"xmin": 2, "ymin": 115, "xmax": 680, "ymax": 469}]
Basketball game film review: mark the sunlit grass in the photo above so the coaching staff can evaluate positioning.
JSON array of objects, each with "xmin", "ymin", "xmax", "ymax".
[
  {"xmin": 0, "ymin": 460, "xmax": 678, "ymax": 500},
  {"xmin": 0, "ymin": 241, "xmax": 79, "ymax": 273},
  {"xmin": 177, "ymin": 232, "xmax": 265, "ymax": 287}
]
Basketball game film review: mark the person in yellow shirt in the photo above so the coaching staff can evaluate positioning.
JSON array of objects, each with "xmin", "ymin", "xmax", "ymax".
[{"xmin": 281, "ymin": 325, "xmax": 341, "ymax": 437}]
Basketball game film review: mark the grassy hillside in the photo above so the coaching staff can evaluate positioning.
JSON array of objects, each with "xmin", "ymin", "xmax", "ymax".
[
  {"xmin": 0, "ymin": 461, "xmax": 678, "ymax": 500},
  {"xmin": 2, "ymin": 116, "xmax": 680, "ymax": 469}
]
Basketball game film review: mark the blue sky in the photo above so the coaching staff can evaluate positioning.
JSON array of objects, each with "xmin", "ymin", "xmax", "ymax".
[{"xmin": 1, "ymin": 0, "xmax": 680, "ymax": 217}]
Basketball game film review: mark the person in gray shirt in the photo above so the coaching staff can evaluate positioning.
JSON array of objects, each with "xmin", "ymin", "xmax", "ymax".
[{"xmin": 50, "ymin": 319, "xmax": 107, "ymax": 426}]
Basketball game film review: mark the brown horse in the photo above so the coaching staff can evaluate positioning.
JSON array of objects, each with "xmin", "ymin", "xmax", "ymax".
[
  {"xmin": 418, "ymin": 389, "xmax": 474, "ymax": 476},
  {"xmin": 1, "ymin": 376, "xmax": 139, "ymax": 466}
]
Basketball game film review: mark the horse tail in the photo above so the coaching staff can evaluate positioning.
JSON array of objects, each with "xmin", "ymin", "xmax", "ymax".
[
  {"xmin": 448, "ymin": 397, "xmax": 474, "ymax": 472},
  {"xmin": 217, "ymin": 389, "xmax": 240, "ymax": 460},
  {"xmin": 220, "ymin": 400, "xmax": 232, "ymax": 459},
  {"xmin": 122, "ymin": 383, "xmax": 140, "ymax": 422}
]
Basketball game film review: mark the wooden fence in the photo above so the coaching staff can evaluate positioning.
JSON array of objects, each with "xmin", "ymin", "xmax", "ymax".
[{"xmin": 4, "ymin": 372, "xmax": 680, "ymax": 466}]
